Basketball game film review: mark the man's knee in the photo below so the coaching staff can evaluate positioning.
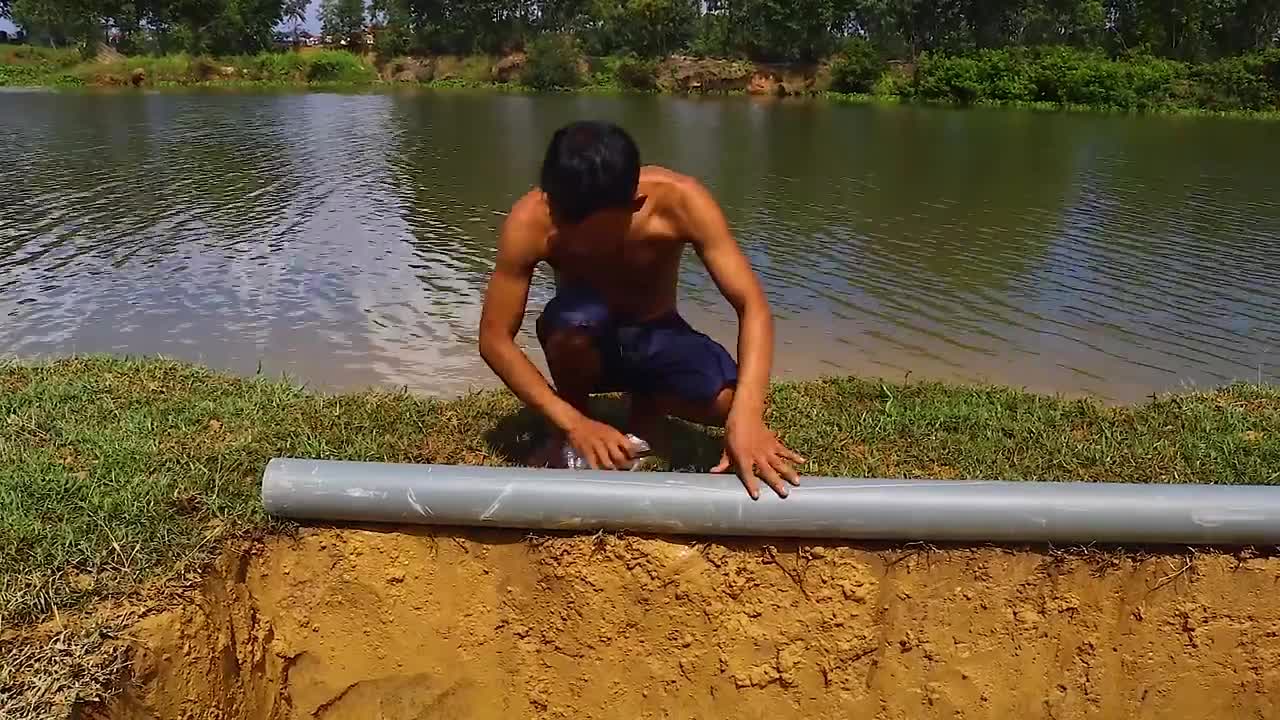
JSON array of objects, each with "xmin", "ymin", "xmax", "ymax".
[
  {"xmin": 710, "ymin": 386, "xmax": 734, "ymax": 423},
  {"xmin": 543, "ymin": 328, "xmax": 596, "ymax": 358},
  {"xmin": 696, "ymin": 385, "xmax": 734, "ymax": 426},
  {"xmin": 543, "ymin": 329, "xmax": 602, "ymax": 386},
  {"xmin": 633, "ymin": 385, "xmax": 735, "ymax": 427}
]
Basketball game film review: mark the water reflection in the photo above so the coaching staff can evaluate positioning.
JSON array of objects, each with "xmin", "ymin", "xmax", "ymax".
[{"xmin": 1, "ymin": 90, "xmax": 1278, "ymax": 401}]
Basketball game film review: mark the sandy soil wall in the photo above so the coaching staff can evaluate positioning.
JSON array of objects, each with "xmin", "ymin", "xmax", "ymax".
[{"xmin": 100, "ymin": 527, "xmax": 1280, "ymax": 719}]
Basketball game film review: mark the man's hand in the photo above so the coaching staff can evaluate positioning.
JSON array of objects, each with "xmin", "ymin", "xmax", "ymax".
[
  {"xmin": 712, "ymin": 415, "xmax": 805, "ymax": 499},
  {"xmin": 566, "ymin": 417, "xmax": 635, "ymax": 470},
  {"xmin": 678, "ymin": 178, "xmax": 800, "ymax": 499}
]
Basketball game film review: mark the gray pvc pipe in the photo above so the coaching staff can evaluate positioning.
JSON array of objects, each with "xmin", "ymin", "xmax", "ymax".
[{"xmin": 261, "ymin": 458, "xmax": 1280, "ymax": 545}]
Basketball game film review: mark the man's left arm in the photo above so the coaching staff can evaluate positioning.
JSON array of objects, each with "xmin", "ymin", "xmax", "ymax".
[{"xmin": 679, "ymin": 180, "xmax": 805, "ymax": 499}]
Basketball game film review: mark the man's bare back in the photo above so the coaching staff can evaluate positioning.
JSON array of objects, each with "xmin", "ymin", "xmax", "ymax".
[
  {"xmin": 509, "ymin": 165, "xmax": 702, "ymax": 322},
  {"xmin": 478, "ymin": 121, "xmax": 803, "ymax": 499}
]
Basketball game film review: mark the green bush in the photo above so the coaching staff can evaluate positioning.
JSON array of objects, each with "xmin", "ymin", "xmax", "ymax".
[
  {"xmin": 522, "ymin": 34, "xmax": 584, "ymax": 90},
  {"xmin": 149, "ymin": 54, "xmax": 199, "ymax": 83},
  {"xmin": 829, "ymin": 38, "xmax": 886, "ymax": 94},
  {"xmin": 1025, "ymin": 46, "xmax": 1090, "ymax": 103},
  {"xmin": 871, "ymin": 63, "xmax": 912, "ymax": 96},
  {"xmin": 1125, "ymin": 56, "xmax": 1186, "ymax": 110},
  {"xmin": 1038, "ymin": 51, "xmax": 1185, "ymax": 110},
  {"xmin": 910, "ymin": 47, "xmax": 1200, "ymax": 111},
  {"xmin": 1051, "ymin": 54, "xmax": 1136, "ymax": 107},
  {"xmin": 1193, "ymin": 51, "xmax": 1280, "ymax": 111},
  {"xmin": 46, "ymin": 72, "xmax": 86, "ymax": 87},
  {"xmin": 913, "ymin": 53, "xmax": 985, "ymax": 104},
  {"xmin": 962, "ymin": 49, "xmax": 1036, "ymax": 101},
  {"xmin": 0, "ymin": 64, "xmax": 41, "ymax": 86},
  {"xmin": 1263, "ymin": 48, "xmax": 1280, "ymax": 88},
  {"xmin": 0, "ymin": 45, "xmax": 82, "ymax": 85},
  {"xmin": 303, "ymin": 50, "xmax": 371, "ymax": 82},
  {"xmin": 374, "ymin": 22, "xmax": 413, "ymax": 60},
  {"xmin": 247, "ymin": 51, "xmax": 310, "ymax": 81},
  {"xmin": 614, "ymin": 54, "xmax": 657, "ymax": 90}
]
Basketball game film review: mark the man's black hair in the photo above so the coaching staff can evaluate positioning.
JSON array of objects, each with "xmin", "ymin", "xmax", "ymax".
[{"xmin": 540, "ymin": 121, "xmax": 641, "ymax": 225}]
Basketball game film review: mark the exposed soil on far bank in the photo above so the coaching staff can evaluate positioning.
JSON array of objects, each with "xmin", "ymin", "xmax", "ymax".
[{"xmin": 92, "ymin": 528, "xmax": 1280, "ymax": 719}]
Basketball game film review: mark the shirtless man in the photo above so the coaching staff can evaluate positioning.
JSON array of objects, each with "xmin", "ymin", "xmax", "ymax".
[{"xmin": 478, "ymin": 121, "xmax": 803, "ymax": 499}]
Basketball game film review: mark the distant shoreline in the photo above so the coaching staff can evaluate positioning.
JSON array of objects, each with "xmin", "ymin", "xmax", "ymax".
[{"xmin": 3, "ymin": 45, "xmax": 1279, "ymax": 120}]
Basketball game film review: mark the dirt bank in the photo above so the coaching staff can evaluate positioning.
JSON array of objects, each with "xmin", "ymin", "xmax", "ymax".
[
  {"xmin": 375, "ymin": 52, "xmax": 825, "ymax": 94},
  {"xmin": 92, "ymin": 527, "xmax": 1279, "ymax": 719},
  {"xmin": 653, "ymin": 56, "xmax": 822, "ymax": 95}
]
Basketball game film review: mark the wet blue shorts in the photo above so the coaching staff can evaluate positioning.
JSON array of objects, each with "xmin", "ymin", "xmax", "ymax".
[{"xmin": 536, "ymin": 286, "xmax": 738, "ymax": 404}]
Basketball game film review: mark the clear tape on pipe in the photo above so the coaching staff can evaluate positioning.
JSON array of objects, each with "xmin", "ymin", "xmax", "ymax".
[{"xmin": 261, "ymin": 458, "xmax": 1280, "ymax": 545}]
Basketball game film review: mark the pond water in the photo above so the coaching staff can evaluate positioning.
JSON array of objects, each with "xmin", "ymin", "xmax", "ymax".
[{"xmin": 2, "ymin": 90, "xmax": 1278, "ymax": 402}]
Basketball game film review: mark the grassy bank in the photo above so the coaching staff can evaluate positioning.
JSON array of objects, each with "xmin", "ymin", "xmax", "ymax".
[
  {"xmin": 3, "ymin": 356, "xmax": 1279, "ymax": 628},
  {"xmin": 904, "ymin": 47, "xmax": 1280, "ymax": 114},
  {"xmin": 0, "ymin": 46, "xmax": 82, "ymax": 86},
  {"xmin": 0, "ymin": 46, "xmax": 377, "ymax": 88}
]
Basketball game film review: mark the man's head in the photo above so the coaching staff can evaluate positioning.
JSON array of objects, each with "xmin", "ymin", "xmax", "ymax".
[{"xmin": 540, "ymin": 121, "xmax": 642, "ymax": 226}]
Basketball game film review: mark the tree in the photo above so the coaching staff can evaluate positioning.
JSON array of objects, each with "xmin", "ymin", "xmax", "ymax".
[
  {"xmin": 283, "ymin": 0, "xmax": 306, "ymax": 38},
  {"xmin": 321, "ymin": 0, "xmax": 365, "ymax": 45},
  {"xmin": 5, "ymin": 0, "xmax": 1279, "ymax": 64},
  {"xmin": 152, "ymin": 0, "xmax": 227, "ymax": 53},
  {"xmin": 175, "ymin": 0, "xmax": 287, "ymax": 54},
  {"xmin": 1017, "ymin": 0, "xmax": 1106, "ymax": 47},
  {"xmin": 9, "ymin": 0, "xmax": 101, "ymax": 47},
  {"xmin": 522, "ymin": 31, "xmax": 583, "ymax": 86},
  {"xmin": 887, "ymin": 0, "xmax": 973, "ymax": 55},
  {"xmin": 584, "ymin": 0, "xmax": 699, "ymax": 56},
  {"xmin": 369, "ymin": 0, "xmax": 414, "ymax": 55},
  {"xmin": 437, "ymin": 0, "xmax": 535, "ymax": 54},
  {"xmin": 539, "ymin": 0, "xmax": 593, "ymax": 33},
  {"xmin": 829, "ymin": 36, "xmax": 886, "ymax": 91},
  {"xmin": 720, "ymin": 0, "xmax": 858, "ymax": 62}
]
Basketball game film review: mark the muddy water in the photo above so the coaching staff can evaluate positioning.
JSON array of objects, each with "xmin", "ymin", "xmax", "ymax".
[
  {"xmin": 2, "ymin": 91, "xmax": 1279, "ymax": 401},
  {"xmin": 105, "ymin": 529, "xmax": 1280, "ymax": 719}
]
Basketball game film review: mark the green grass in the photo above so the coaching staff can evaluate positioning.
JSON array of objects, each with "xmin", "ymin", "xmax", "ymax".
[
  {"xmin": 1, "ymin": 356, "xmax": 1278, "ymax": 717},
  {"xmin": 823, "ymin": 89, "xmax": 1280, "ymax": 119},
  {"xmin": 0, "ymin": 45, "xmax": 82, "ymax": 69},
  {"xmin": 0, "ymin": 46, "xmax": 83, "ymax": 87},
  {"xmin": 430, "ymin": 54, "xmax": 498, "ymax": 84},
  {"xmin": 3, "ymin": 356, "xmax": 1279, "ymax": 629},
  {"xmin": 0, "ymin": 49, "xmax": 377, "ymax": 88}
]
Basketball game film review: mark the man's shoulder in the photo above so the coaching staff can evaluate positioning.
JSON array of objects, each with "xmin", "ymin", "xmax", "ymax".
[
  {"xmin": 508, "ymin": 189, "xmax": 551, "ymax": 222},
  {"xmin": 640, "ymin": 165, "xmax": 702, "ymax": 194},
  {"xmin": 500, "ymin": 190, "xmax": 552, "ymax": 259},
  {"xmin": 505, "ymin": 190, "xmax": 553, "ymax": 236},
  {"xmin": 640, "ymin": 165, "xmax": 711, "ymax": 215}
]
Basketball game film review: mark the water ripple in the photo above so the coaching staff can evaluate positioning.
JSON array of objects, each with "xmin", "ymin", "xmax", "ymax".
[{"xmin": 1, "ymin": 91, "xmax": 1278, "ymax": 401}]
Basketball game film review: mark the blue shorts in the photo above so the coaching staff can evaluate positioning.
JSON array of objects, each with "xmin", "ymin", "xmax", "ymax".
[{"xmin": 536, "ymin": 286, "xmax": 738, "ymax": 405}]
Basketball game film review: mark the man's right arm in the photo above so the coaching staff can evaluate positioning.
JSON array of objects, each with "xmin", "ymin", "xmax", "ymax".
[{"xmin": 477, "ymin": 199, "xmax": 585, "ymax": 433}]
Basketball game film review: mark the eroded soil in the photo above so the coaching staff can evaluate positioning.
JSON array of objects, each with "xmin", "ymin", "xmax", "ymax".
[{"xmin": 99, "ymin": 528, "xmax": 1280, "ymax": 719}]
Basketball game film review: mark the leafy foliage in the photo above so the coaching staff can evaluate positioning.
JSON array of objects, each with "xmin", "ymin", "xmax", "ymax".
[
  {"xmin": 829, "ymin": 37, "xmax": 886, "ymax": 93},
  {"xmin": 613, "ymin": 53, "xmax": 658, "ymax": 89},
  {"xmin": 320, "ymin": 0, "xmax": 365, "ymax": 47},
  {"xmin": 906, "ymin": 46, "xmax": 1280, "ymax": 112},
  {"xmin": 1192, "ymin": 49, "xmax": 1280, "ymax": 110},
  {"xmin": 578, "ymin": 0, "xmax": 699, "ymax": 57},
  {"xmin": 521, "ymin": 31, "xmax": 583, "ymax": 88}
]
